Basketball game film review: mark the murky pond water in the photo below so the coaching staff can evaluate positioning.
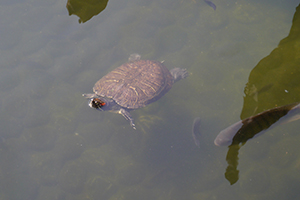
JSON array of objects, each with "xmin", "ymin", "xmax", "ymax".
[{"xmin": 0, "ymin": 0, "xmax": 300, "ymax": 199}]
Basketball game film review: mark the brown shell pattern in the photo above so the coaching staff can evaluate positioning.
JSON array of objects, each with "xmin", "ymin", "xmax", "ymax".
[{"xmin": 93, "ymin": 60, "xmax": 173, "ymax": 109}]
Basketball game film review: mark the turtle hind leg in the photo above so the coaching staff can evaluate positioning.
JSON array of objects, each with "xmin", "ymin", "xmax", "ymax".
[
  {"xmin": 170, "ymin": 68, "xmax": 189, "ymax": 83},
  {"xmin": 119, "ymin": 108, "xmax": 136, "ymax": 129}
]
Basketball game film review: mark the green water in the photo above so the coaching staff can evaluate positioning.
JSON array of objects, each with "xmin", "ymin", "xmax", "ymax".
[{"xmin": 0, "ymin": 0, "xmax": 299, "ymax": 199}]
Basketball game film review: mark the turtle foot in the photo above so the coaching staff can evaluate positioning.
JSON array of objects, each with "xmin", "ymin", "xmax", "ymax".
[
  {"xmin": 128, "ymin": 53, "xmax": 141, "ymax": 62},
  {"xmin": 170, "ymin": 68, "xmax": 189, "ymax": 83},
  {"xmin": 120, "ymin": 108, "xmax": 136, "ymax": 129}
]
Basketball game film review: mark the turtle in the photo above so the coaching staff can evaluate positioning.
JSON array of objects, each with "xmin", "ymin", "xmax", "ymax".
[{"xmin": 83, "ymin": 54, "xmax": 188, "ymax": 129}]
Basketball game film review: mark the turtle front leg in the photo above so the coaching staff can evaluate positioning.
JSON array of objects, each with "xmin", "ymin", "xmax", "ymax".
[{"xmin": 119, "ymin": 108, "xmax": 136, "ymax": 129}]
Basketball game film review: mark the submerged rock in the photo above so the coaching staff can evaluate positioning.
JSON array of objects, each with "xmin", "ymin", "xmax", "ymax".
[{"xmin": 59, "ymin": 161, "xmax": 87, "ymax": 194}]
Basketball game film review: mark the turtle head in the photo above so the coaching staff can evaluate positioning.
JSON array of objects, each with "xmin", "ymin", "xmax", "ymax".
[
  {"xmin": 83, "ymin": 94, "xmax": 119, "ymax": 112},
  {"xmin": 89, "ymin": 98, "xmax": 107, "ymax": 110},
  {"xmin": 83, "ymin": 93, "xmax": 108, "ymax": 111}
]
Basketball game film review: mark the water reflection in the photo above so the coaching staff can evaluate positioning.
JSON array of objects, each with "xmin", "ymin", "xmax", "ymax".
[
  {"xmin": 217, "ymin": 3, "xmax": 300, "ymax": 185},
  {"xmin": 215, "ymin": 102, "xmax": 300, "ymax": 147},
  {"xmin": 221, "ymin": 102, "xmax": 300, "ymax": 185},
  {"xmin": 66, "ymin": 0, "xmax": 109, "ymax": 23},
  {"xmin": 203, "ymin": 0, "xmax": 216, "ymax": 10}
]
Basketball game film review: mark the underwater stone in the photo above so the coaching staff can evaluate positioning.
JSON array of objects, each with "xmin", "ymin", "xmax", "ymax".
[
  {"xmin": 54, "ymin": 134, "xmax": 85, "ymax": 162},
  {"xmin": 22, "ymin": 126, "xmax": 58, "ymax": 151},
  {"xmin": 86, "ymin": 176, "xmax": 117, "ymax": 199},
  {"xmin": 59, "ymin": 161, "xmax": 87, "ymax": 194},
  {"xmin": 156, "ymin": 26, "xmax": 187, "ymax": 53},
  {"xmin": 79, "ymin": 148, "xmax": 115, "ymax": 178},
  {"xmin": 75, "ymin": 123, "xmax": 112, "ymax": 148},
  {"xmin": 30, "ymin": 152, "xmax": 63, "ymax": 186},
  {"xmin": 240, "ymin": 168, "xmax": 271, "ymax": 194},
  {"xmin": 117, "ymin": 164, "xmax": 146, "ymax": 186}
]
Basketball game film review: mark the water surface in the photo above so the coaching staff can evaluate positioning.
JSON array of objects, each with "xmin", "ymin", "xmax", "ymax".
[{"xmin": 0, "ymin": 0, "xmax": 299, "ymax": 199}]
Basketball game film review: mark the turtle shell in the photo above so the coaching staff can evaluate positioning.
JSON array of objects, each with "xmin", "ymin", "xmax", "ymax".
[{"xmin": 93, "ymin": 59, "xmax": 173, "ymax": 109}]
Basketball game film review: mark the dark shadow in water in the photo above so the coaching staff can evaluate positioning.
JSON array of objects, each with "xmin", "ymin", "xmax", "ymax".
[
  {"xmin": 66, "ymin": 0, "xmax": 109, "ymax": 23},
  {"xmin": 223, "ymin": 102, "xmax": 300, "ymax": 184},
  {"xmin": 217, "ymin": 3, "xmax": 300, "ymax": 185}
]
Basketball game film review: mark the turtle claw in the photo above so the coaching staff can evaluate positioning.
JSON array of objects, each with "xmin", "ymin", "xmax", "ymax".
[{"xmin": 130, "ymin": 121, "xmax": 136, "ymax": 130}]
